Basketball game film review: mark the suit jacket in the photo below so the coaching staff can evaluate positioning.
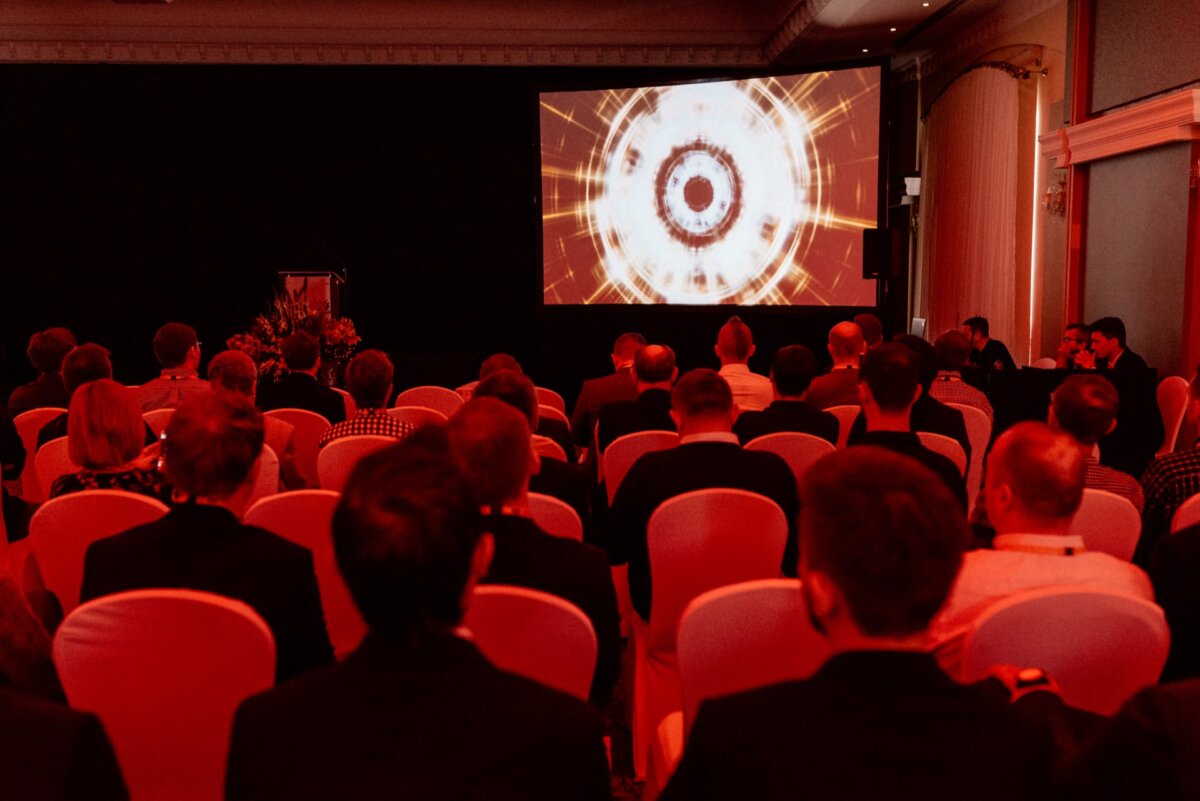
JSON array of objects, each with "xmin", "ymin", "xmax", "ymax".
[
  {"xmin": 79, "ymin": 504, "xmax": 334, "ymax": 684},
  {"xmin": 226, "ymin": 632, "xmax": 612, "ymax": 801},
  {"xmin": 1100, "ymin": 348, "xmax": 1149, "ymax": 374},
  {"xmin": 848, "ymin": 394, "xmax": 972, "ymax": 465},
  {"xmin": 481, "ymin": 514, "xmax": 620, "ymax": 706},
  {"xmin": 805, "ymin": 367, "xmax": 861, "ymax": 410},
  {"xmin": 661, "ymin": 651, "xmax": 1058, "ymax": 801},
  {"xmin": 7, "ymin": 373, "xmax": 69, "ymax": 417},
  {"xmin": 596, "ymin": 388, "xmax": 675, "ymax": 452},
  {"xmin": 0, "ymin": 684, "xmax": 128, "ymax": 801},
  {"xmin": 608, "ymin": 439, "xmax": 799, "ymax": 620},
  {"xmin": 970, "ymin": 339, "xmax": 1017, "ymax": 370},
  {"xmin": 571, "ymin": 368, "xmax": 638, "ymax": 447},
  {"xmin": 256, "ymin": 372, "xmax": 346, "ymax": 424},
  {"xmin": 852, "ymin": 431, "xmax": 968, "ymax": 509},
  {"xmin": 1150, "ymin": 524, "xmax": 1200, "ymax": 682},
  {"xmin": 733, "ymin": 400, "xmax": 839, "ymax": 446}
]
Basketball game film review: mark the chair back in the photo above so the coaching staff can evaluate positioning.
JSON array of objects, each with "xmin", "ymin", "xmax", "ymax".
[
  {"xmin": 916, "ymin": 431, "xmax": 968, "ymax": 475},
  {"xmin": 532, "ymin": 435, "xmax": 569, "ymax": 462},
  {"xmin": 242, "ymin": 490, "xmax": 365, "ymax": 658},
  {"xmin": 961, "ymin": 586, "xmax": 1169, "ymax": 715},
  {"xmin": 536, "ymin": 387, "xmax": 567, "ymax": 414},
  {"xmin": 13, "ymin": 407, "xmax": 67, "ymax": 501},
  {"xmin": 603, "ymin": 430, "xmax": 679, "ymax": 505},
  {"xmin": 394, "ymin": 386, "xmax": 464, "ymax": 418},
  {"xmin": 538, "ymin": 403, "xmax": 572, "ymax": 429},
  {"xmin": 30, "ymin": 490, "xmax": 170, "ymax": 614},
  {"xmin": 55, "ymin": 589, "xmax": 275, "ymax": 801},
  {"xmin": 142, "ymin": 408, "xmax": 175, "ymax": 437},
  {"xmin": 263, "ymin": 409, "xmax": 330, "ymax": 488},
  {"xmin": 245, "ymin": 444, "xmax": 280, "ymax": 508},
  {"xmin": 946, "ymin": 403, "xmax": 992, "ymax": 503},
  {"xmin": 387, "ymin": 405, "xmax": 448, "ymax": 428},
  {"xmin": 825, "ymin": 405, "xmax": 860, "ymax": 449},
  {"xmin": 1031, "ymin": 357, "xmax": 1058, "ymax": 369},
  {"xmin": 1069, "ymin": 488, "xmax": 1142, "ymax": 561},
  {"xmin": 677, "ymin": 579, "xmax": 829, "ymax": 736},
  {"xmin": 34, "ymin": 437, "xmax": 79, "ymax": 497},
  {"xmin": 527, "ymin": 492, "xmax": 584, "ymax": 541},
  {"xmin": 331, "ymin": 387, "xmax": 357, "ymax": 420},
  {"xmin": 316, "ymin": 435, "xmax": 395, "ymax": 492},
  {"xmin": 744, "ymin": 432, "xmax": 835, "ymax": 484},
  {"xmin": 1157, "ymin": 376, "xmax": 1190, "ymax": 456},
  {"xmin": 1171, "ymin": 492, "xmax": 1200, "ymax": 534},
  {"xmin": 465, "ymin": 585, "xmax": 597, "ymax": 701}
]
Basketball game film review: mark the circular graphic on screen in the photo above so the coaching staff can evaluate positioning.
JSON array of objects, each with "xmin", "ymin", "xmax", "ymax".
[{"xmin": 585, "ymin": 81, "xmax": 818, "ymax": 305}]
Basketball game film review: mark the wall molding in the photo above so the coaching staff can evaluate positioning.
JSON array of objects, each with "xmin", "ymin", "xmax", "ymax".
[{"xmin": 1040, "ymin": 88, "xmax": 1200, "ymax": 167}]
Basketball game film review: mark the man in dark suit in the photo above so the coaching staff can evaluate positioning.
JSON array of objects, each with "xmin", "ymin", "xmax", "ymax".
[
  {"xmin": 255, "ymin": 331, "xmax": 346, "ymax": 424},
  {"xmin": 661, "ymin": 447, "xmax": 1059, "ymax": 801},
  {"xmin": 596, "ymin": 343, "xmax": 677, "ymax": 453},
  {"xmin": 1078, "ymin": 316, "xmax": 1149, "ymax": 373},
  {"xmin": 446, "ymin": 398, "xmax": 620, "ymax": 707},
  {"xmin": 226, "ymin": 427, "xmax": 611, "ymax": 801},
  {"xmin": 571, "ymin": 332, "xmax": 644, "ymax": 448},
  {"xmin": 79, "ymin": 392, "xmax": 334, "ymax": 684},
  {"xmin": 734, "ymin": 345, "xmax": 838, "ymax": 445},
  {"xmin": 805, "ymin": 321, "xmax": 863, "ymax": 410},
  {"xmin": 7, "ymin": 327, "xmax": 75, "ymax": 415},
  {"xmin": 608, "ymin": 369, "xmax": 798, "ymax": 621}
]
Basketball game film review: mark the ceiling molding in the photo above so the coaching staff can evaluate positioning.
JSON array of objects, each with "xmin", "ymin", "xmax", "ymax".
[
  {"xmin": 1039, "ymin": 88, "xmax": 1200, "ymax": 167},
  {"xmin": 760, "ymin": 0, "xmax": 831, "ymax": 63}
]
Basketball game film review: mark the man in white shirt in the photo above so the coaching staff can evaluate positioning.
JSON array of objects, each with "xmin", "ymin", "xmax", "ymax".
[
  {"xmin": 714, "ymin": 316, "xmax": 773, "ymax": 412},
  {"xmin": 929, "ymin": 421, "xmax": 1154, "ymax": 676}
]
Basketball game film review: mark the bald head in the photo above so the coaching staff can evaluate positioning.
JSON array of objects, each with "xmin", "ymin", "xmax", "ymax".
[
  {"xmin": 715, "ymin": 317, "xmax": 755, "ymax": 364},
  {"xmin": 986, "ymin": 421, "xmax": 1085, "ymax": 530},
  {"xmin": 634, "ymin": 344, "xmax": 676, "ymax": 387},
  {"xmin": 828, "ymin": 322, "xmax": 865, "ymax": 365}
]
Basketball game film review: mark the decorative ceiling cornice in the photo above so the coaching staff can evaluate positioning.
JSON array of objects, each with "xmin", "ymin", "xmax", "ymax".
[
  {"xmin": 760, "ymin": 0, "xmax": 832, "ymax": 63},
  {"xmin": 1040, "ymin": 88, "xmax": 1200, "ymax": 167}
]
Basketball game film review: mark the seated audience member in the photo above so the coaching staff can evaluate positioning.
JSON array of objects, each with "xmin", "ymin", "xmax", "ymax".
[
  {"xmin": 255, "ymin": 331, "xmax": 346, "ymax": 424},
  {"xmin": 457, "ymin": 352, "xmax": 523, "ymax": 399},
  {"xmin": 570, "ymin": 332, "xmax": 644, "ymax": 447},
  {"xmin": 733, "ymin": 345, "xmax": 838, "ymax": 445},
  {"xmin": 609, "ymin": 369, "xmax": 798, "ymax": 621},
  {"xmin": 805, "ymin": 321, "xmax": 864, "ymax": 409},
  {"xmin": 79, "ymin": 393, "xmax": 333, "ymax": 683},
  {"xmin": 931, "ymin": 329, "xmax": 994, "ymax": 421},
  {"xmin": 7, "ymin": 327, "xmax": 75, "ymax": 415},
  {"xmin": 460, "ymin": 353, "xmax": 574, "ymax": 457},
  {"xmin": 714, "ymin": 317, "xmax": 773, "ymax": 412},
  {"xmin": 848, "ymin": 343, "xmax": 967, "ymax": 508},
  {"xmin": 207, "ymin": 349, "xmax": 305, "ymax": 490},
  {"xmin": 662, "ymin": 448, "xmax": 1059, "ymax": 801},
  {"xmin": 225, "ymin": 427, "xmax": 611, "ymax": 801},
  {"xmin": 929, "ymin": 422, "xmax": 1153, "ymax": 674},
  {"xmin": 1056, "ymin": 322, "xmax": 1091, "ymax": 369},
  {"xmin": 49, "ymin": 380, "xmax": 169, "ymax": 502},
  {"xmin": 446, "ymin": 398, "xmax": 619, "ymax": 706},
  {"xmin": 471, "ymin": 370, "xmax": 589, "ymax": 530},
  {"xmin": 962, "ymin": 316, "xmax": 1016, "ymax": 370},
  {"xmin": 138, "ymin": 322, "xmax": 210, "ymax": 412},
  {"xmin": 37, "ymin": 344, "xmax": 157, "ymax": 449},
  {"xmin": 1048, "ymin": 375, "xmax": 1143, "ymax": 511},
  {"xmin": 318, "ymin": 350, "xmax": 413, "ymax": 447},
  {"xmin": 596, "ymin": 343, "xmax": 677, "ymax": 452},
  {"xmin": 853, "ymin": 312, "xmax": 884, "ymax": 350},
  {"xmin": 1074, "ymin": 316, "xmax": 1148, "ymax": 373},
  {"xmin": 1138, "ymin": 369, "xmax": 1200, "ymax": 566},
  {"xmin": 1150, "ymin": 519, "xmax": 1200, "ymax": 683},
  {"xmin": 1, "ymin": 408, "xmax": 31, "ymax": 540}
]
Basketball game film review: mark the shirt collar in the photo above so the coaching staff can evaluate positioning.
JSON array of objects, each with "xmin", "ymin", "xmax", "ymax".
[
  {"xmin": 159, "ymin": 368, "xmax": 199, "ymax": 379},
  {"xmin": 994, "ymin": 533, "xmax": 1087, "ymax": 555},
  {"xmin": 720, "ymin": 364, "xmax": 751, "ymax": 375},
  {"xmin": 936, "ymin": 370, "xmax": 962, "ymax": 381},
  {"xmin": 679, "ymin": 432, "xmax": 739, "ymax": 446}
]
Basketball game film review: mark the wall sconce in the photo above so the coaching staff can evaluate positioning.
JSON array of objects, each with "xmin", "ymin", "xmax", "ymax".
[
  {"xmin": 902, "ymin": 173, "xmax": 921, "ymax": 235},
  {"xmin": 1041, "ymin": 173, "xmax": 1067, "ymax": 216}
]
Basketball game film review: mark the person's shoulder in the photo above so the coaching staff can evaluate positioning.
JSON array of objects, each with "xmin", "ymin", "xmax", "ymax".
[{"xmin": 237, "ymin": 522, "xmax": 315, "ymax": 562}]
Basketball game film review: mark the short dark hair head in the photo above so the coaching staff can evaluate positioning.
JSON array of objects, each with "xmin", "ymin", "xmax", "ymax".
[
  {"xmin": 1065, "ymin": 322, "xmax": 1090, "ymax": 338},
  {"xmin": 933, "ymin": 329, "xmax": 972, "ymax": 371},
  {"xmin": 27, "ymin": 328, "xmax": 76, "ymax": 375},
  {"xmin": 1089, "ymin": 316, "xmax": 1126, "ymax": 347},
  {"xmin": 801, "ymin": 447, "xmax": 968, "ymax": 636},
  {"xmin": 671, "ymin": 369, "xmax": 733, "ymax": 418},
  {"xmin": 346, "ymin": 349, "xmax": 394, "ymax": 409},
  {"xmin": 164, "ymin": 391, "xmax": 264, "ymax": 500},
  {"xmin": 828, "ymin": 322, "xmax": 865, "ymax": 361},
  {"xmin": 478, "ymin": 353, "xmax": 522, "ymax": 381},
  {"xmin": 613, "ymin": 332, "xmax": 647, "ymax": 361},
  {"xmin": 894, "ymin": 334, "xmax": 938, "ymax": 390},
  {"xmin": 860, "ymin": 343, "xmax": 920, "ymax": 412},
  {"xmin": 281, "ymin": 331, "xmax": 321, "ymax": 371},
  {"xmin": 987, "ymin": 421, "xmax": 1085, "ymax": 521},
  {"xmin": 447, "ymin": 398, "xmax": 533, "ymax": 509},
  {"xmin": 207, "ymin": 350, "xmax": 258, "ymax": 397},
  {"xmin": 853, "ymin": 313, "xmax": 883, "ymax": 348},
  {"xmin": 716, "ymin": 316, "xmax": 754, "ymax": 361},
  {"xmin": 62, "ymin": 344, "xmax": 113, "ymax": 396},
  {"xmin": 333, "ymin": 425, "xmax": 483, "ymax": 641},
  {"xmin": 962, "ymin": 316, "xmax": 989, "ymax": 337},
  {"xmin": 1051, "ymin": 374, "xmax": 1119, "ymax": 446},
  {"xmin": 153, "ymin": 323, "xmax": 199, "ymax": 369},
  {"xmin": 634, "ymin": 344, "xmax": 676, "ymax": 383},
  {"xmin": 472, "ymin": 370, "xmax": 538, "ymax": 428},
  {"xmin": 771, "ymin": 345, "xmax": 818, "ymax": 396}
]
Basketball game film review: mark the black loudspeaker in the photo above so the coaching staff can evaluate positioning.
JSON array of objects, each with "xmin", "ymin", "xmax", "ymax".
[{"xmin": 862, "ymin": 227, "xmax": 904, "ymax": 280}]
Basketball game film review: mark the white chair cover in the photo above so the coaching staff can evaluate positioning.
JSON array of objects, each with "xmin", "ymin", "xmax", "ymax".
[
  {"xmin": 331, "ymin": 387, "xmax": 357, "ymax": 420},
  {"xmin": 13, "ymin": 407, "xmax": 67, "ymax": 502},
  {"xmin": 465, "ymin": 585, "xmax": 597, "ymax": 701},
  {"xmin": 242, "ymin": 490, "xmax": 365, "ymax": 658},
  {"xmin": 393, "ymin": 386, "xmax": 464, "ymax": 418},
  {"xmin": 532, "ymin": 434, "xmax": 568, "ymax": 462},
  {"xmin": 54, "ymin": 589, "xmax": 275, "ymax": 801},
  {"xmin": 1171, "ymin": 492, "xmax": 1200, "ymax": 534},
  {"xmin": 29, "ymin": 490, "xmax": 170, "ymax": 614},
  {"xmin": 744, "ymin": 432, "xmax": 835, "ymax": 485},
  {"xmin": 961, "ymin": 586, "xmax": 1169, "ymax": 715},
  {"xmin": 245, "ymin": 444, "xmax": 280, "ymax": 508},
  {"xmin": 916, "ymin": 431, "xmax": 968, "ymax": 476},
  {"xmin": 387, "ymin": 406, "xmax": 448, "ymax": 428},
  {"xmin": 1030, "ymin": 357, "xmax": 1058, "ymax": 369},
  {"xmin": 825, "ymin": 405, "xmax": 860, "ymax": 449},
  {"xmin": 142, "ymin": 408, "xmax": 175, "ymax": 437},
  {"xmin": 603, "ymin": 430, "xmax": 679, "ymax": 505},
  {"xmin": 946, "ymin": 403, "xmax": 992, "ymax": 505},
  {"xmin": 316, "ymin": 435, "xmax": 395, "ymax": 492},
  {"xmin": 527, "ymin": 492, "xmax": 583, "ymax": 541},
  {"xmin": 1068, "ymin": 488, "xmax": 1142, "ymax": 561},
  {"xmin": 263, "ymin": 409, "xmax": 331, "ymax": 489},
  {"xmin": 537, "ymin": 403, "xmax": 572, "ymax": 429},
  {"xmin": 536, "ymin": 387, "xmax": 568, "ymax": 414},
  {"xmin": 1157, "ymin": 376, "xmax": 1190, "ymax": 456},
  {"xmin": 34, "ymin": 437, "xmax": 79, "ymax": 499}
]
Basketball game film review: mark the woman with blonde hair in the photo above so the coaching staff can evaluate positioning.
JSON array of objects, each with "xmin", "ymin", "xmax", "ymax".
[{"xmin": 49, "ymin": 379, "xmax": 169, "ymax": 501}]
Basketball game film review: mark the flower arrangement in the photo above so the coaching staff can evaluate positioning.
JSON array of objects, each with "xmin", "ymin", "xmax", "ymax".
[{"xmin": 227, "ymin": 290, "xmax": 361, "ymax": 384}]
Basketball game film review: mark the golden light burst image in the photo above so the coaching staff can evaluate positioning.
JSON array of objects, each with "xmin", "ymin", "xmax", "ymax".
[{"xmin": 541, "ymin": 68, "xmax": 881, "ymax": 306}]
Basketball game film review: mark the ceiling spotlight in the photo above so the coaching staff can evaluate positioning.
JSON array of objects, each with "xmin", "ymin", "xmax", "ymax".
[
  {"xmin": 862, "ymin": 48, "xmax": 869, "ymax": 53},
  {"xmin": 922, "ymin": 2, "xmax": 930, "ymax": 6},
  {"xmin": 890, "ymin": 27, "xmax": 898, "ymax": 32}
]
